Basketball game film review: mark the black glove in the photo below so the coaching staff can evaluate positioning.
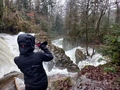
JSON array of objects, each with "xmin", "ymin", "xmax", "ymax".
[{"xmin": 36, "ymin": 41, "xmax": 48, "ymax": 50}]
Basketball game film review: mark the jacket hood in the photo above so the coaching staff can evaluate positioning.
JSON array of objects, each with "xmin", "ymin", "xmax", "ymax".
[{"xmin": 17, "ymin": 33, "xmax": 35, "ymax": 55}]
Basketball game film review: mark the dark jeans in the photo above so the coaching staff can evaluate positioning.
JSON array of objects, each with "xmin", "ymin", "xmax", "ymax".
[{"xmin": 25, "ymin": 84, "xmax": 47, "ymax": 90}]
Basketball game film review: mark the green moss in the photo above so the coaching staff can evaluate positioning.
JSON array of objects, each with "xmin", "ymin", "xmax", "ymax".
[{"xmin": 103, "ymin": 66, "xmax": 119, "ymax": 73}]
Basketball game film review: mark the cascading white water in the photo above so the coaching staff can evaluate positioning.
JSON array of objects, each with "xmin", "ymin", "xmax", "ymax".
[
  {"xmin": 0, "ymin": 33, "xmax": 106, "ymax": 78},
  {"xmin": 0, "ymin": 34, "xmax": 19, "ymax": 78},
  {"xmin": 0, "ymin": 32, "xmax": 70, "ymax": 78},
  {"xmin": 52, "ymin": 38, "xmax": 106, "ymax": 70}
]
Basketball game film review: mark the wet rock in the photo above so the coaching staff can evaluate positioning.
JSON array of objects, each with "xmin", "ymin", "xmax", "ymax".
[
  {"xmin": 52, "ymin": 45, "xmax": 79, "ymax": 72},
  {"xmin": 0, "ymin": 71, "xmax": 23, "ymax": 90},
  {"xmin": 75, "ymin": 49, "xmax": 86, "ymax": 64},
  {"xmin": 35, "ymin": 30, "xmax": 79, "ymax": 72},
  {"xmin": 52, "ymin": 45, "xmax": 71, "ymax": 69},
  {"xmin": 67, "ymin": 63, "xmax": 79, "ymax": 72}
]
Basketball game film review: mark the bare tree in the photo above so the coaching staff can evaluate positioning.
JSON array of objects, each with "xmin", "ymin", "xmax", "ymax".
[
  {"xmin": 78, "ymin": 0, "xmax": 109, "ymax": 57},
  {"xmin": 115, "ymin": 0, "xmax": 120, "ymax": 24},
  {"xmin": 94, "ymin": 0, "xmax": 108, "ymax": 42},
  {"xmin": 0, "ymin": 0, "xmax": 3, "ymax": 19},
  {"xmin": 65, "ymin": 0, "xmax": 79, "ymax": 36}
]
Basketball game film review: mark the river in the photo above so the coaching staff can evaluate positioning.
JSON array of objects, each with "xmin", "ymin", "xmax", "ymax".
[{"xmin": 0, "ymin": 32, "xmax": 106, "ymax": 78}]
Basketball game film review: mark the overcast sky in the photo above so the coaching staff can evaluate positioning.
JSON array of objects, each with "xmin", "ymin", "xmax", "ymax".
[{"xmin": 56, "ymin": 0, "xmax": 66, "ymax": 5}]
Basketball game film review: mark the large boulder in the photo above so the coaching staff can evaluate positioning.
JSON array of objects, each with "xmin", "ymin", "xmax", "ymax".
[
  {"xmin": 52, "ymin": 45, "xmax": 79, "ymax": 72},
  {"xmin": 75, "ymin": 49, "xmax": 86, "ymax": 64}
]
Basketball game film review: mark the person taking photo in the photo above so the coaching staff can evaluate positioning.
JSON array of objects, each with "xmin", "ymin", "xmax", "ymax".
[{"xmin": 14, "ymin": 33, "xmax": 53, "ymax": 90}]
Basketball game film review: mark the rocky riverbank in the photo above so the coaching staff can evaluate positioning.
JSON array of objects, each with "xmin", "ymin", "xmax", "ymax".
[
  {"xmin": 48, "ymin": 63, "xmax": 120, "ymax": 90},
  {"xmin": 0, "ymin": 62, "xmax": 120, "ymax": 90}
]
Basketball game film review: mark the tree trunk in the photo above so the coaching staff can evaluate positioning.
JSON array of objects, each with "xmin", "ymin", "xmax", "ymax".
[
  {"xmin": 95, "ymin": 10, "xmax": 105, "ymax": 43},
  {"xmin": 85, "ymin": 21, "xmax": 90, "ymax": 56},
  {"xmin": 115, "ymin": 0, "xmax": 120, "ymax": 24},
  {"xmin": 0, "ymin": 0, "xmax": 3, "ymax": 19}
]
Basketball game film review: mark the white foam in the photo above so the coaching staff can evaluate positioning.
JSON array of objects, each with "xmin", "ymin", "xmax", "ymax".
[{"xmin": 0, "ymin": 33, "xmax": 106, "ymax": 78}]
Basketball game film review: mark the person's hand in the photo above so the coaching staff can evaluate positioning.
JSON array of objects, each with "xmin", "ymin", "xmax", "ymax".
[
  {"xmin": 36, "ymin": 41, "xmax": 48, "ymax": 50},
  {"xmin": 36, "ymin": 42, "xmax": 41, "ymax": 47}
]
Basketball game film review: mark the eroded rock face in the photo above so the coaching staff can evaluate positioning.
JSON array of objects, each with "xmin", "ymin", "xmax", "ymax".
[{"xmin": 75, "ymin": 49, "xmax": 86, "ymax": 64}]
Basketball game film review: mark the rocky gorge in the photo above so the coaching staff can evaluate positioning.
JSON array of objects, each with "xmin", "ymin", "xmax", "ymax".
[{"xmin": 0, "ymin": 31, "xmax": 119, "ymax": 90}]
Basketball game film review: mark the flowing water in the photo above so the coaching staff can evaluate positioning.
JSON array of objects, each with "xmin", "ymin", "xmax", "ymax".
[
  {"xmin": 52, "ymin": 38, "xmax": 106, "ymax": 70},
  {"xmin": 0, "ymin": 32, "xmax": 106, "ymax": 78}
]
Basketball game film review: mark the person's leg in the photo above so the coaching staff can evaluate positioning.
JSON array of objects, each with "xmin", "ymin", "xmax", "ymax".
[
  {"xmin": 37, "ymin": 83, "xmax": 48, "ymax": 90},
  {"xmin": 38, "ymin": 85, "xmax": 47, "ymax": 90},
  {"xmin": 25, "ymin": 86, "xmax": 47, "ymax": 90},
  {"xmin": 25, "ymin": 84, "xmax": 48, "ymax": 90}
]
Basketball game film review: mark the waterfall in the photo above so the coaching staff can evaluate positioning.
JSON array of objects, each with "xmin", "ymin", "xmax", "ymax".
[
  {"xmin": 52, "ymin": 38, "xmax": 107, "ymax": 70},
  {"xmin": 0, "ymin": 33, "xmax": 70, "ymax": 78},
  {"xmin": 0, "ymin": 33, "xmax": 106, "ymax": 78},
  {"xmin": 0, "ymin": 36, "xmax": 19, "ymax": 78}
]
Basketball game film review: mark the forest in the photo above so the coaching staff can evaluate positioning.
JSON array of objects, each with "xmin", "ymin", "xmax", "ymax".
[
  {"xmin": 0, "ymin": 0, "xmax": 120, "ymax": 89},
  {"xmin": 0, "ymin": 0, "xmax": 119, "ymax": 65}
]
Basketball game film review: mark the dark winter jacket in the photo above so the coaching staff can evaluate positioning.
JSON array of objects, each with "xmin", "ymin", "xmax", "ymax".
[{"xmin": 14, "ymin": 33, "xmax": 53, "ymax": 88}]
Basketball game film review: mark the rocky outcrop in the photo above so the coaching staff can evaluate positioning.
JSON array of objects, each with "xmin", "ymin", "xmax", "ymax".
[
  {"xmin": 35, "ymin": 30, "xmax": 79, "ymax": 72},
  {"xmin": 0, "ymin": 71, "xmax": 23, "ymax": 90},
  {"xmin": 52, "ymin": 45, "xmax": 79, "ymax": 72},
  {"xmin": 75, "ymin": 49, "xmax": 86, "ymax": 64}
]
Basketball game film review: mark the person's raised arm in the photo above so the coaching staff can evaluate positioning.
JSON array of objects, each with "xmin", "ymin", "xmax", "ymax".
[{"xmin": 36, "ymin": 41, "xmax": 53, "ymax": 61}]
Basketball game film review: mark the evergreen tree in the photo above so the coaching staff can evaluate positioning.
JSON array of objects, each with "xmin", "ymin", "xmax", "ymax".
[{"xmin": 53, "ymin": 14, "xmax": 63, "ymax": 35}]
